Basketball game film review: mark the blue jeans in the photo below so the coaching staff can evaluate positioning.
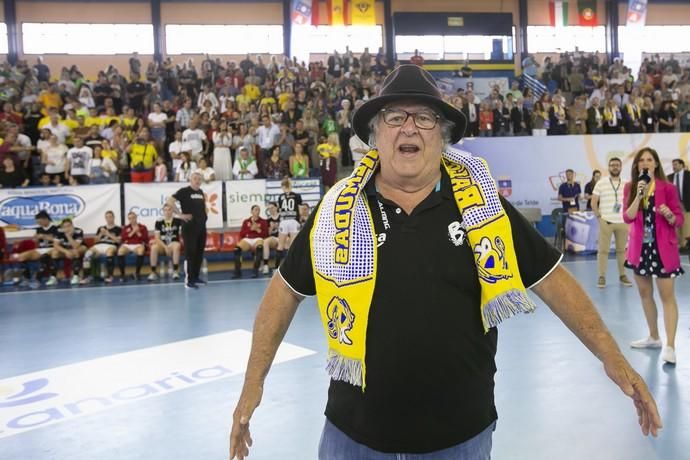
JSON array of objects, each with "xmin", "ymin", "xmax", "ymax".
[{"xmin": 318, "ymin": 419, "xmax": 495, "ymax": 460}]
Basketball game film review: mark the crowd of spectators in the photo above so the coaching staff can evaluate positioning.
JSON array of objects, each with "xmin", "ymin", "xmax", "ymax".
[
  {"xmin": 513, "ymin": 51, "xmax": 690, "ymax": 136},
  {"xmin": 0, "ymin": 48, "xmax": 393, "ymax": 189},
  {"xmin": 1, "ymin": 49, "xmax": 690, "ymax": 189}
]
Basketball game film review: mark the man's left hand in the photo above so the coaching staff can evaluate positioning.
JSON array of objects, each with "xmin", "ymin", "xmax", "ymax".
[{"xmin": 604, "ymin": 357, "xmax": 662, "ymax": 437}]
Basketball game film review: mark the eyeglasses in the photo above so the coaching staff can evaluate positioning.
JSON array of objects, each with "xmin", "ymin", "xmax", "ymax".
[{"xmin": 380, "ymin": 109, "xmax": 440, "ymax": 130}]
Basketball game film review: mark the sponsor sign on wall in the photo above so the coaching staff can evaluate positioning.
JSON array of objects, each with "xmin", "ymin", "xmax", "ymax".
[
  {"xmin": 225, "ymin": 179, "xmax": 266, "ymax": 228},
  {"xmin": 124, "ymin": 182, "xmax": 223, "ymax": 229},
  {"xmin": 459, "ymin": 133, "xmax": 690, "ymax": 215},
  {"xmin": 0, "ymin": 184, "xmax": 121, "ymax": 236}
]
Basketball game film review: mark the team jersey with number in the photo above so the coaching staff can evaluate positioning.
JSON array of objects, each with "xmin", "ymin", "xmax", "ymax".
[{"xmin": 278, "ymin": 192, "xmax": 302, "ymax": 221}]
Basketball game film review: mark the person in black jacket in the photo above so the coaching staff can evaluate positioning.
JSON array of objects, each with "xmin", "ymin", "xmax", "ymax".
[
  {"xmin": 0, "ymin": 156, "xmax": 29, "ymax": 188},
  {"xmin": 492, "ymin": 100, "xmax": 510, "ymax": 136},
  {"xmin": 668, "ymin": 158, "xmax": 690, "ymax": 250},
  {"xmin": 586, "ymin": 97, "xmax": 604, "ymax": 134},
  {"xmin": 548, "ymin": 95, "xmax": 568, "ymax": 135},
  {"xmin": 657, "ymin": 101, "xmax": 677, "ymax": 133},
  {"xmin": 510, "ymin": 99, "xmax": 531, "ymax": 135}
]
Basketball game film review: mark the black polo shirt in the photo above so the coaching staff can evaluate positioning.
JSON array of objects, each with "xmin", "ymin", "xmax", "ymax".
[
  {"xmin": 173, "ymin": 186, "xmax": 207, "ymax": 224},
  {"xmin": 280, "ymin": 168, "xmax": 561, "ymax": 453}
]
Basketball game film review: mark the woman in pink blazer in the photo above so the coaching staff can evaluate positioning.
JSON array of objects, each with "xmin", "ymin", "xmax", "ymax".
[{"xmin": 623, "ymin": 147, "xmax": 684, "ymax": 365}]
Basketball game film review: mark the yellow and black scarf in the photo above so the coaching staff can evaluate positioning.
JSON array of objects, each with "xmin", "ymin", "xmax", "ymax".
[{"xmin": 310, "ymin": 147, "xmax": 535, "ymax": 389}]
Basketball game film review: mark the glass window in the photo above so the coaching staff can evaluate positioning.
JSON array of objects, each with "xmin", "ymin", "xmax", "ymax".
[
  {"xmin": 526, "ymin": 26, "xmax": 605, "ymax": 52},
  {"xmin": 619, "ymin": 25, "xmax": 690, "ymax": 54},
  {"xmin": 0, "ymin": 23, "xmax": 7, "ymax": 54},
  {"xmin": 619, "ymin": 25, "xmax": 690, "ymax": 82},
  {"xmin": 165, "ymin": 25, "xmax": 283, "ymax": 55},
  {"xmin": 22, "ymin": 23, "xmax": 153, "ymax": 54},
  {"xmin": 395, "ymin": 31, "xmax": 514, "ymax": 61},
  {"xmin": 291, "ymin": 25, "xmax": 382, "ymax": 62}
]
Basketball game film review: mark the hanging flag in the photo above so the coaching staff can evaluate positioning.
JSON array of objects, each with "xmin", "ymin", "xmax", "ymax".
[
  {"xmin": 549, "ymin": 0, "xmax": 569, "ymax": 27},
  {"xmin": 291, "ymin": 0, "xmax": 312, "ymax": 25},
  {"xmin": 577, "ymin": 0, "xmax": 597, "ymax": 26},
  {"xmin": 626, "ymin": 0, "xmax": 648, "ymax": 27},
  {"xmin": 351, "ymin": 0, "xmax": 376, "ymax": 25},
  {"xmin": 328, "ymin": 0, "xmax": 346, "ymax": 26},
  {"xmin": 311, "ymin": 0, "xmax": 320, "ymax": 25}
]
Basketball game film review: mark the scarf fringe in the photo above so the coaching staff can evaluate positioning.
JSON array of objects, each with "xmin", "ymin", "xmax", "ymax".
[
  {"xmin": 326, "ymin": 349, "xmax": 363, "ymax": 388},
  {"xmin": 482, "ymin": 289, "xmax": 537, "ymax": 330}
]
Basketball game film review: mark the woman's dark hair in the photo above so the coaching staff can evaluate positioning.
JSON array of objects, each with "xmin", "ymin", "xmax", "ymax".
[
  {"xmin": 626, "ymin": 147, "xmax": 667, "ymax": 208},
  {"xmin": 586, "ymin": 169, "xmax": 601, "ymax": 191}
]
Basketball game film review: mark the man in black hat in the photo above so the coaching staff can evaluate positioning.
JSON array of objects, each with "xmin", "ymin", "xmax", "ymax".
[{"xmin": 229, "ymin": 65, "xmax": 661, "ymax": 459}]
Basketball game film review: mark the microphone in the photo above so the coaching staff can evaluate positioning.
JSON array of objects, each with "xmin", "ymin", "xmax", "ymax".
[
  {"xmin": 638, "ymin": 168, "xmax": 651, "ymax": 197},
  {"xmin": 639, "ymin": 168, "xmax": 651, "ymax": 184}
]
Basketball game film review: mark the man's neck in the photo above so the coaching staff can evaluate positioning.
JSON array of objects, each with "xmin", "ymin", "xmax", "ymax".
[{"xmin": 375, "ymin": 169, "xmax": 442, "ymax": 214}]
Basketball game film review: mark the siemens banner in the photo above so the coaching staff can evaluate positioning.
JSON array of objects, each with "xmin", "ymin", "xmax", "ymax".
[{"xmin": 458, "ymin": 132, "xmax": 690, "ymax": 215}]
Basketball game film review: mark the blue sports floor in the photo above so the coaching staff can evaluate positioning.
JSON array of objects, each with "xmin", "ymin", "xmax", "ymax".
[{"xmin": 0, "ymin": 258, "xmax": 689, "ymax": 460}]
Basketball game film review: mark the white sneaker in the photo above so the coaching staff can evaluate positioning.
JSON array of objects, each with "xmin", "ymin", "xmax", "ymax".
[
  {"xmin": 45, "ymin": 276, "xmax": 58, "ymax": 286},
  {"xmin": 262, "ymin": 264, "xmax": 269, "ymax": 275},
  {"xmin": 172, "ymin": 271, "xmax": 180, "ymax": 281},
  {"xmin": 630, "ymin": 337, "xmax": 663, "ymax": 349},
  {"xmin": 147, "ymin": 272, "xmax": 159, "ymax": 281},
  {"xmin": 661, "ymin": 346, "xmax": 676, "ymax": 364},
  {"xmin": 70, "ymin": 275, "xmax": 80, "ymax": 285}
]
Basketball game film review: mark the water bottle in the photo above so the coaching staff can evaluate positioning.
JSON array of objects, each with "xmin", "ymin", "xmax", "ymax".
[
  {"xmin": 99, "ymin": 262, "xmax": 106, "ymax": 279},
  {"xmin": 201, "ymin": 258, "xmax": 208, "ymax": 280},
  {"xmin": 168, "ymin": 261, "xmax": 174, "ymax": 277}
]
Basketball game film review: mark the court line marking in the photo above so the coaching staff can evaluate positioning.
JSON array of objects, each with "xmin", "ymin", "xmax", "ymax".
[
  {"xmin": 2, "ymin": 259, "xmax": 686, "ymax": 297},
  {"xmin": 0, "ymin": 277, "xmax": 269, "ymax": 297}
]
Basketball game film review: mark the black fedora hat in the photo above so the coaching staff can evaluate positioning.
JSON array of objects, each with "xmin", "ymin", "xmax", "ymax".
[{"xmin": 352, "ymin": 64, "xmax": 467, "ymax": 145}]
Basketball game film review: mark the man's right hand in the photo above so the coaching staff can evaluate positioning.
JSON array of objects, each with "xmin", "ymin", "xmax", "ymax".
[
  {"xmin": 229, "ymin": 383, "xmax": 263, "ymax": 460},
  {"xmin": 179, "ymin": 213, "xmax": 193, "ymax": 222}
]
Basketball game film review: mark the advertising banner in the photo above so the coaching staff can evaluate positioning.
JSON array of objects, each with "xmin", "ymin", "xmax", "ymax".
[
  {"xmin": 0, "ymin": 184, "xmax": 121, "ymax": 237},
  {"xmin": 458, "ymin": 133, "xmax": 690, "ymax": 216},
  {"xmin": 225, "ymin": 179, "xmax": 267, "ymax": 228},
  {"xmin": 124, "ymin": 181, "xmax": 223, "ymax": 230}
]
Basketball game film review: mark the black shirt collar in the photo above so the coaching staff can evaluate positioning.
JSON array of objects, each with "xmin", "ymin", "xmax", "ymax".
[{"xmin": 365, "ymin": 166, "xmax": 453, "ymax": 201}]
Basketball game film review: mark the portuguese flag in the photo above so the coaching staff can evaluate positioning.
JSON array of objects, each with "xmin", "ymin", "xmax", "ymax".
[
  {"xmin": 577, "ymin": 0, "xmax": 597, "ymax": 26},
  {"xmin": 549, "ymin": 1, "xmax": 569, "ymax": 27}
]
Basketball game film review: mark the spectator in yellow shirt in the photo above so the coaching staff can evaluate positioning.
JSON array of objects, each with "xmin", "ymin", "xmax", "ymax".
[
  {"xmin": 127, "ymin": 127, "xmax": 158, "ymax": 182},
  {"xmin": 243, "ymin": 83, "xmax": 261, "ymax": 102},
  {"xmin": 38, "ymin": 84, "xmax": 63, "ymax": 116},
  {"xmin": 100, "ymin": 139, "xmax": 119, "ymax": 164},
  {"xmin": 85, "ymin": 108, "xmax": 104, "ymax": 129},
  {"xmin": 38, "ymin": 108, "xmax": 62, "ymax": 129}
]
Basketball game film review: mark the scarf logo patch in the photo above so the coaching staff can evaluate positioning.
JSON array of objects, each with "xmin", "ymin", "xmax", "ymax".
[
  {"xmin": 473, "ymin": 236, "xmax": 513, "ymax": 284},
  {"xmin": 326, "ymin": 296, "xmax": 355, "ymax": 345}
]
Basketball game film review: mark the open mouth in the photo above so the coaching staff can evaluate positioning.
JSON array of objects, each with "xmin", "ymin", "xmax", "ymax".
[{"xmin": 398, "ymin": 144, "xmax": 421, "ymax": 155}]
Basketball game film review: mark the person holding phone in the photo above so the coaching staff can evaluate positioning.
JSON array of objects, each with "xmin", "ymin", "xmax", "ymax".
[{"xmin": 623, "ymin": 148, "xmax": 684, "ymax": 365}]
